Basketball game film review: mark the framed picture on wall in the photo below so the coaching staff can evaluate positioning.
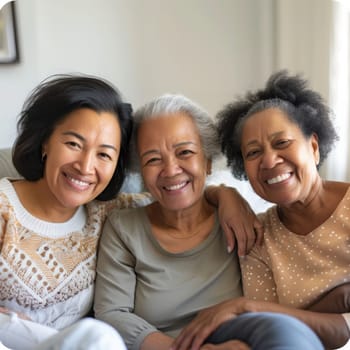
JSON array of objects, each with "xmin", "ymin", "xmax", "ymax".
[{"xmin": 0, "ymin": 1, "xmax": 19, "ymax": 63}]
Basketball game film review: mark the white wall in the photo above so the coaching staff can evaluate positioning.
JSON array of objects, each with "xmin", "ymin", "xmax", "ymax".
[{"xmin": 0, "ymin": 0, "xmax": 274, "ymax": 149}]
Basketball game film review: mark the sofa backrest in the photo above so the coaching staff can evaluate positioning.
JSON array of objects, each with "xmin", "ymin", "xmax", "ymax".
[{"xmin": 0, "ymin": 148, "xmax": 20, "ymax": 179}]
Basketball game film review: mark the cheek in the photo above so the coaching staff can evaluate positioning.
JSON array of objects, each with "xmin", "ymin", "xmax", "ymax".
[
  {"xmin": 140, "ymin": 169, "xmax": 156, "ymax": 190},
  {"xmin": 102, "ymin": 163, "xmax": 118, "ymax": 182},
  {"xmin": 44, "ymin": 156, "xmax": 62, "ymax": 176},
  {"xmin": 244, "ymin": 162, "xmax": 262, "ymax": 190},
  {"xmin": 244, "ymin": 161, "xmax": 255, "ymax": 180}
]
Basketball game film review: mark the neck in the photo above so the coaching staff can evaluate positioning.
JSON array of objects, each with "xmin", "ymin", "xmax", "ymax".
[
  {"xmin": 148, "ymin": 197, "xmax": 215, "ymax": 235},
  {"xmin": 277, "ymin": 179, "xmax": 348, "ymax": 235},
  {"xmin": 13, "ymin": 179, "xmax": 78, "ymax": 222}
]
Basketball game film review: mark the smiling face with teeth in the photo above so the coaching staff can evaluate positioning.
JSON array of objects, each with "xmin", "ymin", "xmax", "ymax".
[
  {"xmin": 39, "ymin": 108, "xmax": 121, "ymax": 215},
  {"xmin": 241, "ymin": 108, "xmax": 320, "ymax": 206},
  {"xmin": 137, "ymin": 112, "xmax": 211, "ymax": 212}
]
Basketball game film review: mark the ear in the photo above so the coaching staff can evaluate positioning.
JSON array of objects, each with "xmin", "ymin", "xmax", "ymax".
[
  {"xmin": 206, "ymin": 159, "xmax": 212, "ymax": 175},
  {"xmin": 42, "ymin": 142, "xmax": 48, "ymax": 158},
  {"xmin": 310, "ymin": 133, "xmax": 320, "ymax": 165}
]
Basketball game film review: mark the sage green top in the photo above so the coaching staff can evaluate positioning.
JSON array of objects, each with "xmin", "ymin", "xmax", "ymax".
[{"xmin": 94, "ymin": 206, "xmax": 242, "ymax": 350}]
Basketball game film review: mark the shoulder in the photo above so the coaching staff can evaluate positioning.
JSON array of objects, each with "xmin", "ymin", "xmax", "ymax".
[
  {"xmin": 108, "ymin": 205, "xmax": 145, "ymax": 220},
  {"xmin": 100, "ymin": 207, "xmax": 149, "ymax": 250},
  {"xmin": 0, "ymin": 177, "xmax": 14, "ymax": 193},
  {"xmin": 0, "ymin": 178, "xmax": 19, "ymax": 213},
  {"xmin": 105, "ymin": 206, "xmax": 148, "ymax": 235},
  {"xmin": 257, "ymin": 206, "xmax": 278, "ymax": 227}
]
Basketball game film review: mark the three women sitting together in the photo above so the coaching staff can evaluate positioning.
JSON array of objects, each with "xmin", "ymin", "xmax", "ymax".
[{"xmin": 0, "ymin": 70, "xmax": 348, "ymax": 350}]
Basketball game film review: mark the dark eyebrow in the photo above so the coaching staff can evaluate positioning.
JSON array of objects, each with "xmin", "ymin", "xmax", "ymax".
[
  {"xmin": 62, "ymin": 131, "xmax": 118, "ymax": 152},
  {"xmin": 245, "ymin": 131, "xmax": 285, "ymax": 147}
]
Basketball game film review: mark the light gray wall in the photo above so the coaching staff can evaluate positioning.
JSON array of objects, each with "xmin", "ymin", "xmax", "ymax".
[{"xmin": 0, "ymin": 0, "xmax": 275, "ymax": 148}]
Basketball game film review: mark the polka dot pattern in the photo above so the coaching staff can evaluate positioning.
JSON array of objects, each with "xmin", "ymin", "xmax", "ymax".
[{"xmin": 241, "ymin": 191, "xmax": 350, "ymax": 308}]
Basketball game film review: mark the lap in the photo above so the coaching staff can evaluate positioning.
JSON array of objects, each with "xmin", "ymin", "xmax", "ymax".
[
  {"xmin": 0, "ymin": 312, "xmax": 58, "ymax": 350},
  {"xmin": 37, "ymin": 318, "xmax": 127, "ymax": 350},
  {"xmin": 0, "ymin": 314, "xmax": 126, "ymax": 350},
  {"xmin": 205, "ymin": 312, "xmax": 324, "ymax": 350}
]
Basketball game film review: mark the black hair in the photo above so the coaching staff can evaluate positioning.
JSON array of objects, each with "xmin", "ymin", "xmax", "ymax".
[
  {"xmin": 217, "ymin": 70, "xmax": 339, "ymax": 180},
  {"xmin": 12, "ymin": 74, "xmax": 133, "ymax": 200}
]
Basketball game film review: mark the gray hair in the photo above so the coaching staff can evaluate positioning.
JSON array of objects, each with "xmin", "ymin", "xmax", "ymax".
[{"xmin": 128, "ymin": 94, "xmax": 221, "ymax": 171}]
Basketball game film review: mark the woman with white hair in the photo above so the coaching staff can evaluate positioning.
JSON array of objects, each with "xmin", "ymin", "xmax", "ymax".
[{"xmin": 94, "ymin": 94, "xmax": 323, "ymax": 350}]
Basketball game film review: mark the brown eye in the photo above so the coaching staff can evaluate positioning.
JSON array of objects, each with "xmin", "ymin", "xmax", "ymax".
[
  {"xmin": 145, "ymin": 157, "xmax": 161, "ymax": 165},
  {"xmin": 245, "ymin": 149, "xmax": 261, "ymax": 159},
  {"xmin": 99, "ymin": 152, "xmax": 112, "ymax": 161},
  {"xmin": 275, "ymin": 139, "xmax": 291, "ymax": 148},
  {"xmin": 179, "ymin": 149, "xmax": 194, "ymax": 156},
  {"xmin": 65, "ymin": 141, "xmax": 81, "ymax": 149}
]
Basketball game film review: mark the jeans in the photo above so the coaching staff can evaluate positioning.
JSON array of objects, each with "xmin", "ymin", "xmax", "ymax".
[{"xmin": 205, "ymin": 312, "xmax": 324, "ymax": 350}]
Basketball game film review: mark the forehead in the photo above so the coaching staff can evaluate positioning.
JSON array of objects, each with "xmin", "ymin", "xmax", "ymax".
[
  {"xmin": 138, "ymin": 112, "xmax": 199, "ymax": 141},
  {"xmin": 53, "ymin": 108, "xmax": 121, "ymax": 141},
  {"xmin": 242, "ymin": 108, "xmax": 300, "ymax": 137}
]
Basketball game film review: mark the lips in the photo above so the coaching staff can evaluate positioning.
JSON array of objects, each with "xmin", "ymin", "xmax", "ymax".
[
  {"xmin": 65, "ymin": 173, "xmax": 92, "ymax": 190},
  {"xmin": 266, "ymin": 172, "xmax": 291, "ymax": 185},
  {"xmin": 163, "ymin": 181, "xmax": 188, "ymax": 191}
]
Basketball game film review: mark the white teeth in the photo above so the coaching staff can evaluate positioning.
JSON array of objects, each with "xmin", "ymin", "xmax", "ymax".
[
  {"xmin": 67, "ymin": 175, "xmax": 90, "ymax": 187},
  {"xmin": 165, "ymin": 182, "xmax": 187, "ymax": 191},
  {"xmin": 267, "ymin": 173, "xmax": 291, "ymax": 185}
]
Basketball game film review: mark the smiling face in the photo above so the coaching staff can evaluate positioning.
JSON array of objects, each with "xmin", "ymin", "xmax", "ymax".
[
  {"xmin": 137, "ymin": 112, "xmax": 211, "ymax": 211},
  {"xmin": 240, "ymin": 108, "xmax": 320, "ymax": 205},
  {"xmin": 41, "ymin": 108, "xmax": 121, "ymax": 210}
]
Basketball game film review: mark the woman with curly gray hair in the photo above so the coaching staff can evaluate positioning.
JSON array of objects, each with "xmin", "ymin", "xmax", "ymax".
[{"xmin": 172, "ymin": 71, "xmax": 350, "ymax": 350}]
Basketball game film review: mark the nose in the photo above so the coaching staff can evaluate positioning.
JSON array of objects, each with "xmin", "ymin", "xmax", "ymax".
[
  {"xmin": 75, "ymin": 151, "xmax": 95, "ymax": 174},
  {"xmin": 161, "ymin": 157, "xmax": 182, "ymax": 177},
  {"xmin": 260, "ymin": 149, "xmax": 282, "ymax": 169}
]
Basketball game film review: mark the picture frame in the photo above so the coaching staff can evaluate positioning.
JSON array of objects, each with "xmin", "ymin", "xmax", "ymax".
[{"xmin": 0, "ymin": 1, "xmax": 19, "ymax": 63}]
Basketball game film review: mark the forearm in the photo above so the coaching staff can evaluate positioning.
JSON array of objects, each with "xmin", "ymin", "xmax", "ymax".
[
  {"xmin": 205, "ymin": 185, "xmax": 237, "ymax": 207},
  {"xmin": 141, "ymin": 331, "xmax": 174, "ymax": 350},
  {"xmin": 204, "ymin": 185, "xmax": 263, "ymax": 256},
  {"xmin": 307, "ymin": 283, "xmax": 350, "ymax": 313}
]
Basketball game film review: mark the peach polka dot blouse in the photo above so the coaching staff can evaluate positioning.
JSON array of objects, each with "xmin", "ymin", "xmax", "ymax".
[{"xmin": 240, "ymin": 186, "xmax": 350, "ymax": 309}]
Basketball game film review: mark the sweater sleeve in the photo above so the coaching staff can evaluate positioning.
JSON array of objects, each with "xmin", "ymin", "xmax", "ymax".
[{"xmin": 94, "ymin": 212, "xmax": 157, "ymax": 350}]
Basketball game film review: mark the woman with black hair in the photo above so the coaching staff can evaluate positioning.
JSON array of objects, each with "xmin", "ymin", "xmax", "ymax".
[
  {"xmin": 0, "ymin": 74, "xmax": 150, "ymax": 349},
  {"xmin": 172, "ymin": 71, "xmax": 350, "ymax": 350}
]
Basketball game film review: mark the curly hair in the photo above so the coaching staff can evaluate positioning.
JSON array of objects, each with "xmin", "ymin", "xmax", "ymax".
[
  {"xmin": 13, "ymin": 74, "xmax": 133, "ymax": 200},
  {"xmin": 217, "ymin": 70, "xmax": 339, "ymax": 180}
]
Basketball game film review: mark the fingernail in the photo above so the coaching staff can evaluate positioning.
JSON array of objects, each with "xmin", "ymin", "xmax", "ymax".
[
  {"xmin": 239, "ymin": 255, "xmax": 246, "ymax": 259},
  {"xmin": 227, "ymin": 246, "xmax": 233, "ymax": 253}
]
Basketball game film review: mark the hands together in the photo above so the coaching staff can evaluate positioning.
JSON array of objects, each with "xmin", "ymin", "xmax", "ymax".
[{"xmin": 171, "ymin": 297, "xmax": 250, "ymax": 350}]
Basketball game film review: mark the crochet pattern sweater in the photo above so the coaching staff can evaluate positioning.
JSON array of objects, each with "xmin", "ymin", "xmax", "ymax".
[{"xmin": 0, "ymin": 178, "xmax": 151, "ymax": 329}]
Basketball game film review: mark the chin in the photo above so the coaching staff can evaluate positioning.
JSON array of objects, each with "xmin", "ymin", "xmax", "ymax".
[{"xmin": 61, "ymin": 195, "xmax": 92, "ymax": 209}]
